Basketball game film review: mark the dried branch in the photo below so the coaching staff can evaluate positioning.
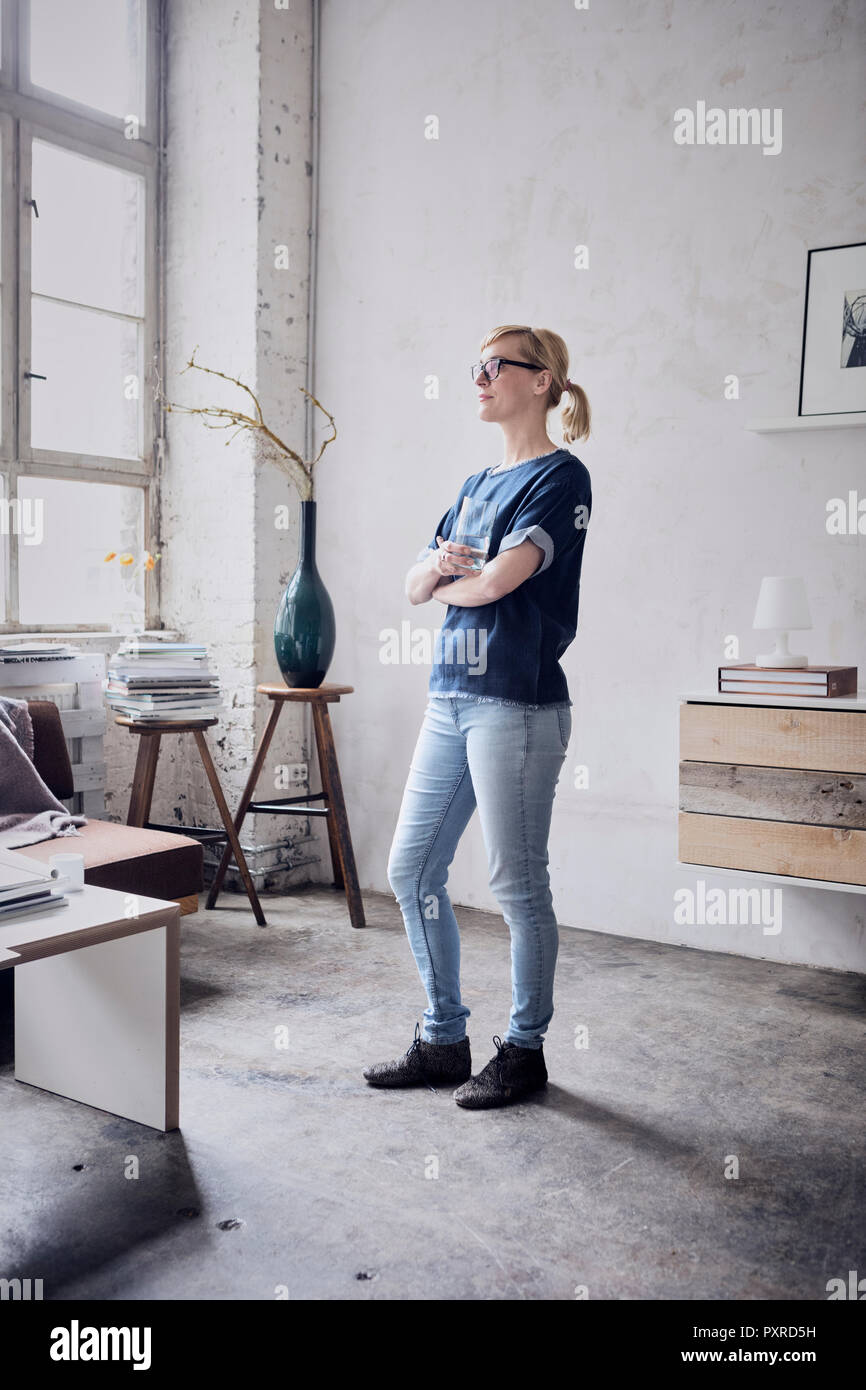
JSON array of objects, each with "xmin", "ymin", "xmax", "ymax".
[{"xmin": 155, "ymin": 348, "xmax": 337, "ymax": 502}]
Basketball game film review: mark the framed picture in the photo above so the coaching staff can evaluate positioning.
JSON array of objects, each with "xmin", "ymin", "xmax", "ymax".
[{"xmin": 798, "ymin": 240, "xmax": 866, "ymax": 416}]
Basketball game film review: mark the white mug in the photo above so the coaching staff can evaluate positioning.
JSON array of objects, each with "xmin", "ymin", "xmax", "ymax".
[{"xmin": 48, "ymin": 852, "xmax": 85, "ymax": 892}]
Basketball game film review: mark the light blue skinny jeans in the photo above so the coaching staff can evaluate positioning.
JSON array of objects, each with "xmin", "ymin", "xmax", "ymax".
[{"xmin": 386, "ymin": 694, "xmax": 571, "ymax": 1049}]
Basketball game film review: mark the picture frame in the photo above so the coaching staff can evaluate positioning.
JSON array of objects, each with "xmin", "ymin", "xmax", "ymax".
[{"xmin": 798, "ymin": 240, "xmax": 866, "ymax": 416}]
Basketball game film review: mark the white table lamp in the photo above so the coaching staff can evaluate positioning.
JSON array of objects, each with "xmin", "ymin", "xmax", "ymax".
[{"xmin": 752, "ymin": 575, "xmax": 812, "ymax": 667}]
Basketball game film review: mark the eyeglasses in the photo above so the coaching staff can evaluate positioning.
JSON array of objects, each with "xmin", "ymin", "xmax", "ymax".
[{"xmin": 470, "ymin": 357, "xmax": 545, "ymax": 384}]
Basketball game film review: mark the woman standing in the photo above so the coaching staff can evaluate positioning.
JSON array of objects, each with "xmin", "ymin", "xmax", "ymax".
[{"xmin": 364, "ymin": 325, "xmax": 592, "ymax": 1109}]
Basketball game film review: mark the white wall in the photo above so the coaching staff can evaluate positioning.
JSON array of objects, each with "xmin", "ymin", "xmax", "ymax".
[
  {"xmin": 161, "ymin": 0, "xmax": 320, "ymax": 885},
  {"xmin": 310, "ymin": 0, "xmax": 866, "ymax": 969},
  {"xmin": 160, "ymin": 0, "xmax": 261, "ymax": 846}
]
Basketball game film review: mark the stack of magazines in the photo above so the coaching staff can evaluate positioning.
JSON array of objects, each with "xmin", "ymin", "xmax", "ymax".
[
  {"xmin": 0, "ymin": 848, "xmax": 69, "ymax": 920},
  {"xmin": 103, "ymin": 640, "xmax": 222, "ymax": 721},
  {"xmin": 718, "ymin": 663, "xmax": 858, "ymax": 698},
  {"xmin": 0, "ymin": 642, "xmax": 81, "ymax": 663}
]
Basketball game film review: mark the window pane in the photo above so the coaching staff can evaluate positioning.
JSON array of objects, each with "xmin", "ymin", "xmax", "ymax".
[
  {"xmin": 30, "ymin": 299, "xmax": 141, "ymax": 458},
  {"xmin": 0, "ymin": 128, "xmax": 3, "ymax": 444},
  {"xmin": 0, "ymin": 476, "xmax": 7, "ymax": 621},
  {"xmin": 17, "ymin": 476, "xmax": 144, "ymax": 626},
  {"xmin": 30, "ymin": 0, "xmax": 146, "ymax": 124},
  {"xmin": 32, "ymin": 141, "xmax": 144, "ymax": 316}
]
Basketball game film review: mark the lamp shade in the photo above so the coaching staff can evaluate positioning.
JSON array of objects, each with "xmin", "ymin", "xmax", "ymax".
[{"xmin": 752, "ymin": 576, "xmax": 812, "ymax": 632}]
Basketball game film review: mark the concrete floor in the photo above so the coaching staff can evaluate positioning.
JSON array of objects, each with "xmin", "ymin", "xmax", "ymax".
[{"xmin": 1, "ymin": 885, "xmax": 864, "ymax": 1301}]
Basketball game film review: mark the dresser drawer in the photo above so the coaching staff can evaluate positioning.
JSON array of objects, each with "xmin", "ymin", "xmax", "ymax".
[
  {"xmin": 678, "ymin": 811, "xmax": 866, "ymax": 886},
  {"xmin": 678, "ymin": 761, "xmax": 866, "ymax": 827},
  {"xmin": 679, "ymin": 703, "xmax": 866, "ymax": 773}
]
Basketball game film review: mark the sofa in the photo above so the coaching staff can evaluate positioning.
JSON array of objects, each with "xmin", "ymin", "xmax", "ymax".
[{"xmin": 16, "ymin": 700, "xmax": 203, "ymax": 914}]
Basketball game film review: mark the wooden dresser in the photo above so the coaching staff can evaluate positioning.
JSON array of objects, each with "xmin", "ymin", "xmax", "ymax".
[{"xmin": 678, "ymin": 690, "xmax": 866, "ymax": 892}]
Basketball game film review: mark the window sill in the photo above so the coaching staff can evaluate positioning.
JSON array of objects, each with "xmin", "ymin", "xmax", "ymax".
[{"xmin": 1, "ymin": 629, "xmax": 180, "ymax": 642}]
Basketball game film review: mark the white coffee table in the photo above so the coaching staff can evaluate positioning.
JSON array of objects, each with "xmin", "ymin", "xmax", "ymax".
[{"xmin": 0, "ymin": 882, "xmax": 181, "ymax": 1131}]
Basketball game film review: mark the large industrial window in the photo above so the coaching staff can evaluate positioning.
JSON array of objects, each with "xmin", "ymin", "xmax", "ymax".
[{"xmin": 0, "ymin": 0, "xmax": 162, "ymax": 632}]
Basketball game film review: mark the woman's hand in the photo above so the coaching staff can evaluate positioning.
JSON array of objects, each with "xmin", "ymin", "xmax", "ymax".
[
  {"xmin": 430, "ymin": 535, "xmax": 478, "ymax": 578},
  {"xmin": 405, "ymin": 535, "xmax": 480, "ymax": 604}
]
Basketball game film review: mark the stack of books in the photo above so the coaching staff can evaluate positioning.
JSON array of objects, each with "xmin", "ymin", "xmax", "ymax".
[
  {"xmin": 103, "ymin": 640, "xmax": 222, "ymax": 722},
  {"xmin": 0, "ymin": 848, "xmax": 69, "ymax": 920},
  {"xmin": 718, "ymin": 663, "xmax": 858, "ymax": 698},
  {"xmin": 0, "ymin": 642, "xmax": 81, "ymax": 664}
]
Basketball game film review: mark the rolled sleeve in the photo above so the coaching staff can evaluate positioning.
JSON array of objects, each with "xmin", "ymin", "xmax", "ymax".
[{"xmin": 498, "ymin": 524, "xmax": 555, "ymax": 573}]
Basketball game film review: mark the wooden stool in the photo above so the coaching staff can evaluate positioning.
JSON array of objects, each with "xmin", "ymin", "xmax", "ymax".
[
  {"xmin": 116, "ymin": 715, "xmax": 266, "ymax": 926},
  {"xmin": 205, "ymin": 684, "xmax": 365, "ymax": 929}
]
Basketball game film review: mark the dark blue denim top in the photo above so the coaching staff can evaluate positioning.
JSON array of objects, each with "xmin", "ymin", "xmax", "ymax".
[{"xmin": 416, "ymin": 448, "xmax": 592, "ymax": 707}]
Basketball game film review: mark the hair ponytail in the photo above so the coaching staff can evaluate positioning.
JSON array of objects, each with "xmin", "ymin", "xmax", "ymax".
[{"xmin": 560, "ymin": 378, "xmax": 591, "ymax": 444}]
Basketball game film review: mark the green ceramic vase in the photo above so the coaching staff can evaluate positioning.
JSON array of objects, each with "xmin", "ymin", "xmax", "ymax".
[{"xmin": 274, "ymin": 500, "xmax": 335, "ymax": 688}]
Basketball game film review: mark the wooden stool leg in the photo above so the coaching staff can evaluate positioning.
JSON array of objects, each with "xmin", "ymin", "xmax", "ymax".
[
  {"xmin": 309, "ymin": 705, "xmax": 342, "ymax": 886},
  {"xmin": 322, "ymin": 748, "xmax": 344, "ymax": 891},
  {"xmin": 127, "ymin": 732, "xmax": 162, "ymax": 827},
  {"xmin": 312, "ymin": 702, "xmax": 365, "ymax": 929},
  {"xmin": 205, "ymin": 700, "xmax": 284, "ymax": 912},
  {"xmin": 193, "ymin": 730, "xmax": 267, "ymax": 926}
]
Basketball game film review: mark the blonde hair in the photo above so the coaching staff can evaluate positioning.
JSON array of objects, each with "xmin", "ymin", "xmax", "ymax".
[{"xmin": 479, "ymin": 324, "xmax": 591, "ymax": 444}]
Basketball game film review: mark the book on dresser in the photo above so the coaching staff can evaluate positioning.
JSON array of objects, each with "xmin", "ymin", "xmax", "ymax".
[{"xmin": 718, "ymin": 664, "xmax": 857, "ymax": 698}]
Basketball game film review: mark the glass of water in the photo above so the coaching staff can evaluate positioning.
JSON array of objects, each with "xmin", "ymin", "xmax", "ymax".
[{"xmin": 455, "ymin": 498, "xmax": 498, "ymax": 572}]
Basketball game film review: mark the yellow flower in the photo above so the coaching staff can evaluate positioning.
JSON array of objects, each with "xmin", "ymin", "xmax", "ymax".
[
  {"xmin": 104, "ymin": 551, "xmax": 117, "ymax": 562},
  {"xmin": 119, "ymin": 553, "xmax": 134, "ymax": 566},
  {"xmin": 144, "ymin": 551, "xmax": 155, "ymax": 570}
]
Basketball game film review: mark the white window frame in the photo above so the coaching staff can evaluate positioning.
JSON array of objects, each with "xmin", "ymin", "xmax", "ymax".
[{"xmin": 0, "ymin": 0, "xmax": 163, "ymax": 633}]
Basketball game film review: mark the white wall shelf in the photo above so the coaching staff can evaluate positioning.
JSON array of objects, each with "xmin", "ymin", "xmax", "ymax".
[
  {"xmin": 745, "ymin": 414, "xmax": 866, "ymax": 432},
  {"xmin": 681, "ymin": 689, "xmax": 866, "ymax": 712}
]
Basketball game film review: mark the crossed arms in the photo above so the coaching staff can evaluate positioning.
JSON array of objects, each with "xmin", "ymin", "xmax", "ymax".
[{"xmin": 405, "ymin": 536, "xmax": 544, "ymax": 607}]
